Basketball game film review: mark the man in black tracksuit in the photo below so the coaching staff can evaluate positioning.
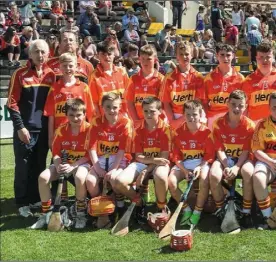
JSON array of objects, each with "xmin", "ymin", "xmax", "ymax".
[
  {"xmin": 7, "ymin": 39, "xmax": 55, "ymax": 217},
  {"xmin": 170, "ymin": 0, "xmax": 187, "ymax": 29}
]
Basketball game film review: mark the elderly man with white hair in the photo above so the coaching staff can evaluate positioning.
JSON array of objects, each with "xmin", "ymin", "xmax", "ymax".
[{"xmin": 7, "ymin": 39, "xmax": 56, "ymax": 218}]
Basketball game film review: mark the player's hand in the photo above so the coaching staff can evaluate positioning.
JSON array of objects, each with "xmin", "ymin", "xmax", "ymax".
[
  {"xmin": 223, "ymin": 167, "xmax": 231, "ymax": 178},
  {"xmin": 18, "ymin": 128, "xmax": 30, "ymax": 144},
  {"xmin": 104, "ymin": 169, "xmax": 117, "ymax": 182},
  {"xmin": 58, "ymin": 164, "xmax": 74, "ymax": 174},
  {"xmin": 183, "ymin": 169, "xmax": 193, "ymax": 180},
  {"xmin": 193, "ymin": 166, "xmax": 201, "ymax": 180},
  {"xmin": 154, "ymin": 158, "xmax": 170, "ymax": 166},
  {"xmin": 94, "ymin": 165, "xmax": 107, "ymax": 178},
  {"xmin": 227, "ymin": 165, "xmax": 239, "ymax": 180}
]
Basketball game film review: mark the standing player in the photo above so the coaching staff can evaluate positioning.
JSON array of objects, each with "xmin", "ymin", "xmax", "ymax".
[
  {"xmin": 203, "ymin": 43, "xmax": 244, "ymax": 130},
  {"xmin": 114, "ymin": 97, "xmax": 171, "ymax": 223},
  {"xmin": 126, "ymin": 44, "xmax": 164, "ymax": 124},
  {"xmin": 159, "ymin": 41, "xmax": 205, "ymax": 130},
  {"xmin": 209, "ymin": 90, "xmax": 255, "ymax": 228},
  {"xmin": 86, "ymin": 93, "xmax": 133, "ymax": 216},
  {"xmin": 89, "ymin": 41, "xmax": 129, "ymax": 117},
  {"xmin": 44, "ymin": 52, "xmax": 94, "ymax": 150},
  {"xmin": 251, "ymin": 92, "xmax": 276, "ymax": 230},
  {"xmin": 36, "ymin": 98, "xmax": 91, "ymax": 229},
  {"xmin": 242, "ymin": 41, "xmax": 276, "ymax": 124},
  {"xmin": 168, "ymin": 100, "xmax": 214, "ymax": 227},
  {"xmin": 7, "ymin": 40, "xmax": 55, "ymax": 217},
  {"xmin": 47, "ymin": 31, "xmax": 94, "ymax": 84}
]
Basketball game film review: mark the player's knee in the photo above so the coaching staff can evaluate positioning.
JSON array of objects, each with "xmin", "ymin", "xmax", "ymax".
[
  {"xmin": 168, "ymin": 175, "xmax": 178, "ymax": 191},
  {"xmin": 113, "ymin": 175, "xmax": 127, "ymax": 192},
  {"xmin": 38, "ymin": 170, "xmax": 50, "ymax": 185}
]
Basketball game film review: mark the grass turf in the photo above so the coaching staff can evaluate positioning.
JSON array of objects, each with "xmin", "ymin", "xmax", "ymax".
[{"xmin": 1, "ymin": 139, "xmax": 276, "ymax": 261}]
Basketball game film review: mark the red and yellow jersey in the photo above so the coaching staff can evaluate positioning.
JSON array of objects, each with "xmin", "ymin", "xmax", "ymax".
[
  {"xmin": 47, "ymin": 56, "xmax": 94, "ymax": 84},
  {"xmin": 126, "ymin": 69, "xmax": 164, "ymax": 119},
  {"xmin": 44, "ymin": 78, "xmax": 94, "ymax": 129},
  {"xmin": 159, "ymin": 66, "xmax": 204, "ymax": 115},
  {"xmin": 88, "ymin": 114, "xmax": 133, "ymax": 157},
  {"xmin": 242, "ymin": 69, "xmax": 276, "ymax": 121},
  {"xmin": 213, "ymin": 114, "xmax": 255, "ymax": 158},
  {"xmin": 252, "ymin": 117, "xmax": 276, "ymax": 159},
  {"xmin": 52, "ymin": 120, "xmax": 91, "ymax": 164},
  {"xmin": 89, "ymin": 64, "xmax": 129, "ymax": 115},
  {"xmin": 203, "ymin": 67, "xmax": 244, "ymax": 117},
  {"xmin": 172, "ymin": 123, "xmax": 214, "ymax": 163},
  {"xmin": 133, "ymin": 119, "xmax": 171, "ymax": 158}
]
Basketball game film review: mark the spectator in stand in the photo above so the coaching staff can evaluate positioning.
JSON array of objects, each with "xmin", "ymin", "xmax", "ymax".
[
  {"xmin": 98, "ymin": 0, "xmax": 116, "ymax": 18},
  {"xmin": 6, "ymin": 10, "xmax": 22, "ymax": 32},
  {"xmin": 77, "ymin": 5, "xmax": 101, "ymax": 40},
  {"xmin": 218, "ymin": 1, "xmax": 226, "ymax": 23},
  {"xmin": 79, "ymin": 1, "xmax": 96, "ymax": 14},
  {"xmin": 267, "ymin": 13, "xmax": 276, "ymax": 35},
  {"xmin": 123, "ymin": 43, "xmax": 139, "ymax": 58},
  {"xmin": 81, "ymin": 35, "xmax": 97, "ymax": 61},
  {"xmin": 104, "ymin": 29, "xmax": 121, "ymax": 56},
  {"xmin": 19, "ymin": 0, "xmax": 34, "ymax": 25},
  {"xmin": 170, "ymin": 0, "xmax": 187, "ymax": 29},
  {"xmin": 260, "ymin": 15, "xmax": 269, "ymax": 38},
  {"xmin": 0, "ymin": 12, "xmax": 5, "ymax": 32},
  {"xmin": 232, "ymin": 2, "xmax": 244, "ymax": 32},
  {"xmin": 202, "ymin": 29, "xmax": 216, "ymax": 62},
  {"xmin": 29, "ymin": 17, "xmax": 41, "ymax": 39},
  {"xmin": 195, "ymin": 5, "xmax": 205, "ymax": 33},
  {"xmin": 246, "ymin": 24, "xmax": 263, "ymax": 70},
  {"xmin": 122, "ymin": 8, "xmax": 139, "ymax": 31},
  {"xmin": 50, "ymin": 1, "xmax": 65, "ymax": 28},
  {"xmin": 0, "ymin": 26, "xmax": 21, "ymax": 66},
  {"xmin": 123, "ymin": 57, "xmax": 140, "ymax": 77},
  {"xmin": 204, "ymin": 8, "xmax": 211, "ymax": 30},
  {"xmin": 132, "ymin": 1, "xmax": 151, "ymax": 29},
  {"xmin": 124, "ymin": 22, "xmax": 140, "ymax": 44},
  {"xmin": 20, "ymin": 26, "xmax": 34, "ymax": 59},
  {"xmin": 46, "ymin": 34, "xmax": 59, "ymax": 58},
  {"xmin": 211, "ymin": 1, "xmax": 224, "ymax": 42},
  {"xmin": 245, "ymin": 10, "xmax": 260, "ymax": 34},
  {"xmin": 255, "ymin": 4, "xmax": 263, "ymax": 15},
  {"xmin": 190, "ymin": 30, "xmax": 206, "ymax": 63},
  {"xmin": 34, "ymin": 1, "xmax": 52, "ymax": 25},
  {"xmin": 114, "ymin": 21, "xmax": 124, "ymax": 41},
  {"xmin": 264, "ymin": 4, "xmax": 272, "ymax": 16},
  {"xmin": 244, "ymin": 3, "xmax": 253, "ymax": 19},
  {"xmin": 224, "ymin": 18, "xmax": 239, "ymax": 50},
  {"xmin": 155, "ymin": 23, "xmax": 174, "ymax": 56},
  {"xmin": 60, "ymin": 16, "xmax": 79, "ymax": 35}
]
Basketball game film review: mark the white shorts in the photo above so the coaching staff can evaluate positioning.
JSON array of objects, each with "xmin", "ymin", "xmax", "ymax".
[
  {"xmin": 127, "ymin": 162, "xmax": 148, "ymax": 173},
  {"xmin": 255, "ymin": 161, "xmax": 276, "ymax": 180},
  {"xmin": 207, "ymin": 112, "xmax": 226, "ymax": 131},
  {"xmin": 98, "ymin": 155, "xmax": 128, "ymax": 170},
  {"xmin": 172, "ymin": 158, "xmax": 209, "ymax": 172}
]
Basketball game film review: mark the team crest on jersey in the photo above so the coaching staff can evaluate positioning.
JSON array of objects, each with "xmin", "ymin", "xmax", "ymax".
[
  {"xmin": 62, "ymin": 141, "xmax": 70, "ymax": 146},
  {"xmin": 24, "ymin": 77, "xmax": 34, "ymax": 82},
  {"xmin": 213, "ymin": 85, "xmax": 220, "ymax": 89}
]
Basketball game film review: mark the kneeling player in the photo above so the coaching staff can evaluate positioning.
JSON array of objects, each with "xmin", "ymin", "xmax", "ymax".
[
  {"xmin": 37, "ymin": 98, "xmax": 91, "ymax": 229},
  {"xmin": 85, "ymin": 93, "xmax": 133, "ymax": 209},
  {"xmin": 251, "ymin": 92, "xmax": 276, "ymax": 230},
  {"xmin": 168, "ymin": 100, "xmax": 214, "ymax": 227},
  {"xmin": 209, "ymin": 90, "xmax": 255, "ymax": 228},
  {"xmin": 114, "ymin": 97, "xmax": 171, "ymax": 223}
]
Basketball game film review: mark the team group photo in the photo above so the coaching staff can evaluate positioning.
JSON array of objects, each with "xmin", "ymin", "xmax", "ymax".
[{"xmin": 0, "ymin": 0, "xmax": 276, "ymax": 261}]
